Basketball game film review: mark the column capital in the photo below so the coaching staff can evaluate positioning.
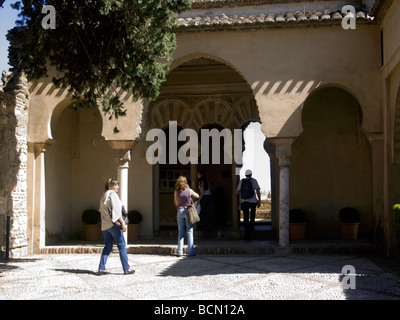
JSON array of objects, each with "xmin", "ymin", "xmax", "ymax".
[
  {"xmin": 269, "ymin": 138, "xmax": 296, "ymax": 166},
  {"xmin": 364, "ymin": 132, "xmax": 384, "ymax": 143},
  {"xmin": 33, "ymin": 142, "xmax": 52, "ymax": 156},
  {"xmin": 107, "ymin": 140, "xmax": 138, "ymax": 150},
  {"xmin": 114, "ymin": 150, "xmax": 131, "ymax": 167}
]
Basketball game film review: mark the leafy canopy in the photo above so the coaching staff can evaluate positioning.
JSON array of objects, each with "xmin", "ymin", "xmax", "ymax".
[{"xmin": 7, "ymin": 0, "xmax": 190, "ymax": 129}]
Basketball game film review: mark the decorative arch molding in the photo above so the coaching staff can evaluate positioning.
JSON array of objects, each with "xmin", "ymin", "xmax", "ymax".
[
  {"xmin": 192, "ymin": 98, "xmax": 233, "ymax": 130},
  {"xmin": 147, "ymin": 53, "xmax": 261, "ymax": 134},
  {"xmin": 149, "ymin": 98, "xmax": 192, "ymax": 130},
  {"xmin": 232, "ymin": 95, "xmax": 260, "ymax": 128},
  {"xmin": 147, "ymin": 95, "xmax": 260, "ymax": 133}
]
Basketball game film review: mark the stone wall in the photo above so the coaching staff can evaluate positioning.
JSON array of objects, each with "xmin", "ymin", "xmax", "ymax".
[{"xmin": 0, "ymin": 72, "xmax": 29, "ymax": 258}]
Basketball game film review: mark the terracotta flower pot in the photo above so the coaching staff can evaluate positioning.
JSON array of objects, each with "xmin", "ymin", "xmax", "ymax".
[
  {"xmin": 128, "ymin": 224, "xmax": 140, "ymax": 241},
  {"xmin": 84, "ymin": 224, "xmax": 100, "ymax": 241},
  {"xmin": 340, "ymin": 223, "xmax": 359, "ymax": 240}
]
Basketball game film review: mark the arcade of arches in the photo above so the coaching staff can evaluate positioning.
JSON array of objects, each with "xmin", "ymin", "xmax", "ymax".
[
  {"xmin": 4, "ymin": 0, "xmax": 400, "ymax": 258},
  {"xmin": 30, "ymin": 57, "xmax": 375, "ymax": 251}
]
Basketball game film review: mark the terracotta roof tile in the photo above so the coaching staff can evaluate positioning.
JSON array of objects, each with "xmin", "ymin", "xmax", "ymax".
[{"xmin": 176, "ymin": 9, "xmax": 374, "ymax": 30}]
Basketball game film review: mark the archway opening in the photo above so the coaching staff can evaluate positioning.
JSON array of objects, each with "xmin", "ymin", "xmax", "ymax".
[
  {"xmin": 239, "ymin": 122, "xmax": 271, "ymax": 233},
  {"xmin": 158, "ymin": 125, "xmax": 191, "ymax": 228},
  {"xmin": 291, "ymin": 86, "xmax": 372, "ymax": 240},
  {"xmin": 45, "ymin": 104, "xmax": 114, "ymax": 244},
  {"xmin": 149, "ymin": 56, "xmax": 269, "ymax": 239}
]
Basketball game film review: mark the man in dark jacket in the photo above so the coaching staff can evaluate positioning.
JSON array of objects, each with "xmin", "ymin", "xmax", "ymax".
[{"xmin": 236, "ymin": 169, "xmax": 261, "ymax": 240}]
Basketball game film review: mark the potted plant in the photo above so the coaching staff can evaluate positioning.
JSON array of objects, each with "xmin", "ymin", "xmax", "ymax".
[
  {"xmin": 339, "ymin": 207, "xmax": 360, "ymax": 240},
  {"xmin": 289, "ymin": 209, "xmax": 306, "ymax": 241},
  {"xmin": 82, "ymin": 209, "xmax": 101, "ymax": 241},
  {"xmin": 128, "ymin": 210, "xmax": 142, "ymax": 241}
]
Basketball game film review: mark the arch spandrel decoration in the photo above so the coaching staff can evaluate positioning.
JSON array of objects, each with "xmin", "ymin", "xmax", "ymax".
[
  {"xmin": 232, "ymin": 96, "xmax": 260, "ymax": 128},
  {"xmin": 149, "ymin": 98, "xmax": 193, "ymax": 130},
  {"xmin": 192, "ymin": 99, "xmax": 233, "ymax": 130},
  {"xmin": 148, "ymin": 95, "xmax": 260, "ymax": 133}
]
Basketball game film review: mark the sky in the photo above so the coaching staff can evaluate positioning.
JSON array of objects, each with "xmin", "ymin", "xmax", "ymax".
[
  {"xmin": 0, "ymin": 2, "xmax": 20, "ymax": 72},
  {"xmin": 0, "ymin": 3, "xmax": 271, "ymax": 193},
  {"xmin": 241, "ymin": 122, "xmax": 271, "ymax": 194}
]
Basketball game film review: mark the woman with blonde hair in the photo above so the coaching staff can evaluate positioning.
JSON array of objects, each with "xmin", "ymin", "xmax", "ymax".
[{"xmin": 174, "ymin": 176, "xmax": 199, "ymax": 257}]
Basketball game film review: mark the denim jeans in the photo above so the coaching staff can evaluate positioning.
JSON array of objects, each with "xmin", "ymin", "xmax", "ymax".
[
  {"xmin": 177, "ymin": 208, "xmax": 195, "ymax": 256},
  {"xmin": 99, "ymin": 226, "xmax": 130, "ymax": 272}
]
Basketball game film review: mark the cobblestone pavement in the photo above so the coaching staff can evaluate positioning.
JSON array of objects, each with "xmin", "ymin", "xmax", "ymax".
[{"xmin": 1, "ymin": 253, "xmax": 399, "ymax": 301}]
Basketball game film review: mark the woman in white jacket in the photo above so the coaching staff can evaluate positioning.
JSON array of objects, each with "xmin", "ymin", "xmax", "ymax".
[{"xmin": 98, "ymin": 178, "xmax": 135, "ymax": 275}]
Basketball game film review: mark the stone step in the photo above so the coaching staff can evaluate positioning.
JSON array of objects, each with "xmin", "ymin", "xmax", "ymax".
[
  {"xmin": 40, "ymin": 239, "xmax": 377, "ymax": 256},
  {"xmin": 154, "ymin": 229, "xmax": 273, "ymax": 240}
]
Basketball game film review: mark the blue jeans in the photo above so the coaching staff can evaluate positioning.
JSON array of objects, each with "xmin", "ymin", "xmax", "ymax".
[
  {"xmin": 177, "ymin": 208, "xmax": 195, "ymax": 256},
  {"xmin": 99, "ymin": 226, "xmax": 130, "ymax": 272}
]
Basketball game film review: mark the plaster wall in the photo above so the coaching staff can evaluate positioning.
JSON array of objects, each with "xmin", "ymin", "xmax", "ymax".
[
  {"xmin": 173, "ymin": 25, "xmax": 382, "ymax": 138},
  {"xmin": 380, "ymin": 0, "xmax": 400, "ymax": 253},
  {"xmin": 24, "ymin": 6, "xmax": 387, "ymax": 246},
  {"xmin": 28, "ymin": 76, "xmax": 144, "ymax": 144},
  {"xmin": 291, "ymin": 87, "xmax": 372, "ymax": 239},
  {"xmin": 44, "ymin": 106, "xmax": 154, "ymax": 242}
]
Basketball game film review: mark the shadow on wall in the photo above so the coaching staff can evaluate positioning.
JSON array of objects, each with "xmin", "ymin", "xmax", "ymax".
[
  {"xmin": 289, "ymin": 86, "xmax": 373, "ymax": 240},
  {"xmin": 45, "ymin": 105, "xmax": 116, "ymax": 243}
]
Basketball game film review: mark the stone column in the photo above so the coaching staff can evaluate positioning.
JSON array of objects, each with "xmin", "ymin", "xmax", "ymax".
[
  {"xmin": 116, "ymin": 150, "xmax": 131, "ymax": 209},
  {"xmin": 108, "ymin": 140, "xmax": 137, "ymax": 243},
  {"xmin": 115, "ymin": 149, "xmax": 131, "ymax": 244},
  {"xmin": 153, "ymin": 164, "xmax": 160, "ymax": 235},
  {"xmin": 264, "ymin": 140, "xmax": 277, "ymax": 238},
  {"xmin": 366, "ymin": 133, "xmax": 385, "ymax": 250},
  {"xmin": 232, "ymin": 161, "xmax": 239, "ymax": 230},
  {"xmin": 271, "ymin": 138, "xmax": 295, "ymax": 248},
  {"xmin": 32, "ymin": 143, "xmax": 51, "ymax": 254}
]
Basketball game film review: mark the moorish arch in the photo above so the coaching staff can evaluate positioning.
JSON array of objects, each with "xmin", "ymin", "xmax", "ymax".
[
  {"xmin": 290, "ymin": 85, "xmax": 373, "ymax": 240},
  {"xmin": 45, "ymin": 102, "xmax": 116, "ymax": 243},
  {"xmin": 147, "ymin": 56, "xmax": 264, "ymax": 234}
]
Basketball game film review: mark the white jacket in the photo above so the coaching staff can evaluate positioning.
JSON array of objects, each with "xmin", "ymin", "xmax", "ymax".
[{"xmin": 99, "ymin": 190, "xmax": 122, "ymax": 231}]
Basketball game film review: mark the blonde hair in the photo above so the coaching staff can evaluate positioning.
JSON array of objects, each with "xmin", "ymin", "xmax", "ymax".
[
  {"xmin": 105, "ymin": 178, "xmax": 119, "ymax": 191},
  {"xmin": 175, "ymin": 176, "xmax": 189, "ymax": 192}
]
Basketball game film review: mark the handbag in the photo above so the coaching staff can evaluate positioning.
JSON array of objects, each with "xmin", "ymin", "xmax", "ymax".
[
  {"xmin": 186, "ymin": 199, "xmax": 200, "ymax": 225},
  {"xmin": 108, "ymin": 205, "xmax": 129, "ymax": 228}
]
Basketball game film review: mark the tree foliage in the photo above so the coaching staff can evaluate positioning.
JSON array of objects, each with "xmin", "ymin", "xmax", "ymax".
[{"xmin": 7, "ymin": 0, "xmax": 191, "ymax": 127}]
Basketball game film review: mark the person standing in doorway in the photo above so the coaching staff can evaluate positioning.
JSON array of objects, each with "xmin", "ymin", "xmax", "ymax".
[
  {"xmin": 98, "ymin": 178, "xmax": 135, "ymax": 275},
  {"xmin": 197, "ymin": 170, "xmax": 212, "ymax": 232},
  {"xmin": 236, "ymin": 170, "xmax": 261, "ymax": 240},
  {"xmin": 174, "ymin": 176, "xmax": 199, "ymax": 257}
]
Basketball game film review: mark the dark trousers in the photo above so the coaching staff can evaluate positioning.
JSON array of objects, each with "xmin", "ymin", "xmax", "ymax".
[
  {"xmin": 199, "ymin": 195, "xmax": 212, "ymax": 231},
  {"xmin": 241, "ymin": 201, "xmax": 257, "ymax": 240}
]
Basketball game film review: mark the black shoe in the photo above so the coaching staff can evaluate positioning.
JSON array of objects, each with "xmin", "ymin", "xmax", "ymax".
[
  {"xmin": 124, "ymin": 269, "xmax": 135, "ymax": 275},
  {"xmin": 97, "ymin": 270, "xmax": 110, "ymax": 276}
]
